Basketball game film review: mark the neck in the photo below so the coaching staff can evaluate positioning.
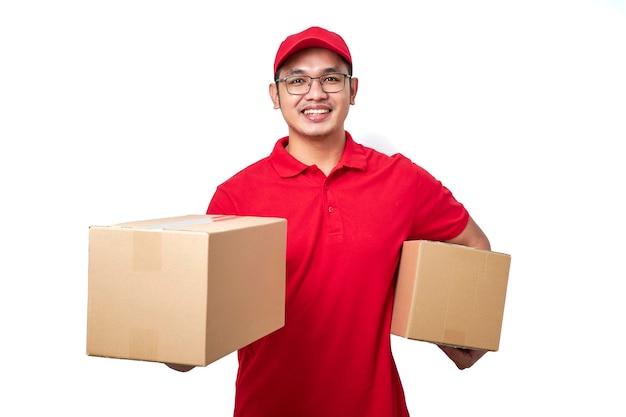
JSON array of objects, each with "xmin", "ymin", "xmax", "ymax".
[{"xmin": 286, "ymin": 131, "xmax": 346, "ymax": 176}]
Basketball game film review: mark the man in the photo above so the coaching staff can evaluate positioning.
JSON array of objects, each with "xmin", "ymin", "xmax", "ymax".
[{"xmin": 171, "ymin": 26, "xmax": 490, "ymax": 417}]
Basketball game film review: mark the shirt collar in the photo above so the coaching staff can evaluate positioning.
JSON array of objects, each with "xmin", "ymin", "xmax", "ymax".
[{"xmin": 270, "ymin": 131, "xmax": 367, "ymax": 178}]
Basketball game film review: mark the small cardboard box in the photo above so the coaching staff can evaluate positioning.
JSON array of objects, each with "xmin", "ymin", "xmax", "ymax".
[
  {"xmin": 86, "ymin": 214, "xmax": 287, "ymax": 366},
  {"xmin": 391, "ymin": 240, "xmax": 511, "ymax": 351}
]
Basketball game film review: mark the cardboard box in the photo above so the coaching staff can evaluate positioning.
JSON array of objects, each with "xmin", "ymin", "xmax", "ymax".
[
  {"xmin": 391, "ymin": 240, "xmax": 511, "ymax": 351},
  {"xmin": 86, "ymin": 214, "xmax": 286, "ymax": 366}
]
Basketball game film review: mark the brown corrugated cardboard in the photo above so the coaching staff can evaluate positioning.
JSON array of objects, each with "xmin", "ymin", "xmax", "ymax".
[
  {"xmin": 86, "ymin": 214, "xmax": 287, "ymax": 366},
  {"xmin": 391, "ymin": 240, "xmax": 511, "ymax": 351}
]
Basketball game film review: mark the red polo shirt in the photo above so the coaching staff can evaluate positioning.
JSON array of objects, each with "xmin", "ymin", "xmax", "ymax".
[{"xmin": 207, "ymin": 132, "xmax": 468, "ymax": 417}]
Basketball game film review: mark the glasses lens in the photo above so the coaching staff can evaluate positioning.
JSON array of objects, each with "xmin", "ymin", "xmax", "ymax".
[
  {"xmin": 320, "ymin": 73, "xmax": 346, "ymax": 93},
  {"xmin": 285, "ymin": 76, "xmax": 312, "ymax": 94}
]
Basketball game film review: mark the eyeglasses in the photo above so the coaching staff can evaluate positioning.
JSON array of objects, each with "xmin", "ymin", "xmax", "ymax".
[{"xmin": 275, "ymin": 73, "xmax": 351, "ymax": 95}]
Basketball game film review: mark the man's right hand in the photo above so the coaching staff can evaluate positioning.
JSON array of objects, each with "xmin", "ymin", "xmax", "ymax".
[{"xmin": 165, "ymin": 363, "xmax": 196, "ymax": 372}]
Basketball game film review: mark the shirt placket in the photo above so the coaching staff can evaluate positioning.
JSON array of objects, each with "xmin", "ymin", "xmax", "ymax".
[{"xmin": 323, "ymin": 177, "xmax": 343, "ymax": 238}]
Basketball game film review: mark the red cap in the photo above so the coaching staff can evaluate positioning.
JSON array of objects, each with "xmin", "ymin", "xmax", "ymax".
[{"xmin": 273, "ymin": 26, "xmax": 352, "ymax": 76}]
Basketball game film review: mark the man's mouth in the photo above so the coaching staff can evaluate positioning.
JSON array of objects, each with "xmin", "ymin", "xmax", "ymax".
[{"xmin": 303, "ymin": 109, "xmax": 330, "ymax": 115}]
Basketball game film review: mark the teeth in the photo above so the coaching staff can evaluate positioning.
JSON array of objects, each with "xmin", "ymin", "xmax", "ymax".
[{"xmin": 303, "ymin": 109, "xmax": 329, "ymax": 115}]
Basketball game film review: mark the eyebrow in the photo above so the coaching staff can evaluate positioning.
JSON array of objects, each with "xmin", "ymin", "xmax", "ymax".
[{"xmin": 285, "ymin": 67, "xmax": 343, "ymax": 76}]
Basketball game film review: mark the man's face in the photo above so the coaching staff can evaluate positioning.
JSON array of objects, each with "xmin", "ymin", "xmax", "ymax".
[{"xmin": 270, "ymin": 47, "xmax": 358, "ymax": 141}]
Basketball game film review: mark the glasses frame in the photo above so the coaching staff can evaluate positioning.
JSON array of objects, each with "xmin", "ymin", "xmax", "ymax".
[{"xmin": 275, "ymin": 72, "xmax": 352, "ymax": 95}]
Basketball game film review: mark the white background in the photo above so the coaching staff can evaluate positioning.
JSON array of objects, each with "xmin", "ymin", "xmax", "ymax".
[{"xmin": 2, "ymin": 0, "xmax": 625, "ymax": 415}]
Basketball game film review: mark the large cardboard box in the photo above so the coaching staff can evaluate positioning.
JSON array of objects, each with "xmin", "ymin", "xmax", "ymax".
[
  {"xmin": 86, "ymin": 214, "xmax": 287, "ymax": 366},
  {"xmin": 391, "ymin": 240, "xmax": 511, "ymax": 351}
]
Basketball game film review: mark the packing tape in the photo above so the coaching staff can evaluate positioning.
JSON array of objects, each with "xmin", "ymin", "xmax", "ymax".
[
  {"xmin": 133, "ymin": 230, "xmax": 162, "ymax": 271},
  {"xmin": 443, "ymin": 328, "xmax": 466, "ymax": 347},
  {"xmin": 141, "ymin": 215, "xmax": 236, "ymax": 230},
  {"xmin": 129, "ymin": 327, "xmax": 159, "ymax": 360}
]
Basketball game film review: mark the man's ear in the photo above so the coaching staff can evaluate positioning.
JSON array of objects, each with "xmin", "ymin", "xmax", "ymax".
[
  {"xmin": 269, "ymin": 83, "xmax": 280, "ymax": 109},
  {"xmin": 350, "ymin": 77, "xmax": 358, "ymax": 105}
]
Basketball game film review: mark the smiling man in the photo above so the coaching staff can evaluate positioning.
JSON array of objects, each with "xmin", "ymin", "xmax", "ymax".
[{"xmin": 172, "ymin": 26, "xmax": 491, "ymax": 417}]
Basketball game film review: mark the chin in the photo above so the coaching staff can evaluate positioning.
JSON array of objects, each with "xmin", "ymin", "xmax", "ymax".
[{"xmin": 298, "ymin": 125, "xmax": 337, "ymax": 139}]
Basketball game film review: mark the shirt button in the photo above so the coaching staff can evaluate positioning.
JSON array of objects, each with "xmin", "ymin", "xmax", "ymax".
[{"xmin": 328, "ymin": 206, "xmax": 334, "ymax": 213}]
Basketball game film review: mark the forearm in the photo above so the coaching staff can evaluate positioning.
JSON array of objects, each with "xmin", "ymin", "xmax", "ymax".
[{"xmin": 446, "ymin": 216, "xmax": 491, "ymax": 250}]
